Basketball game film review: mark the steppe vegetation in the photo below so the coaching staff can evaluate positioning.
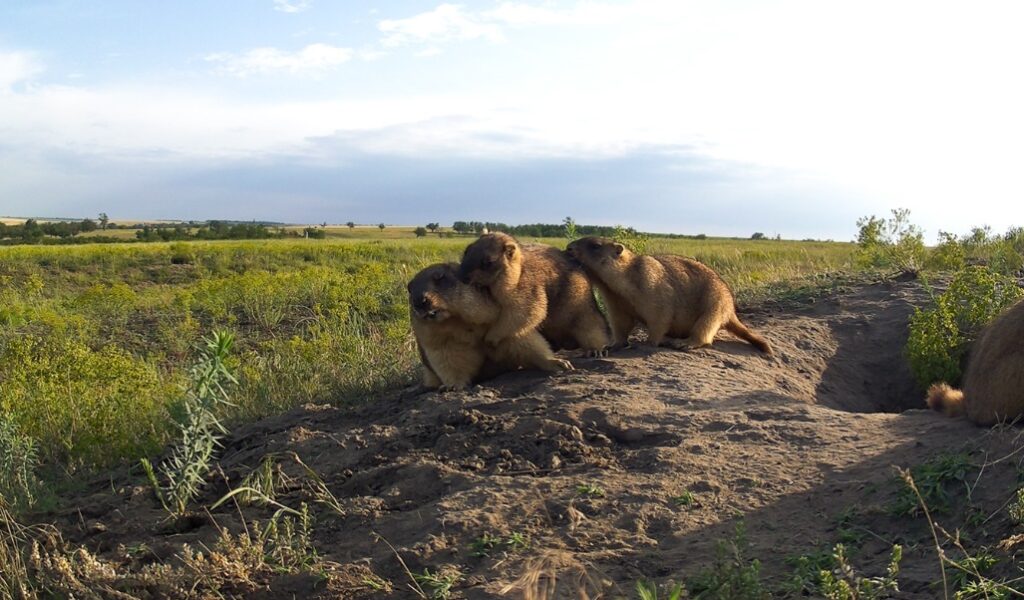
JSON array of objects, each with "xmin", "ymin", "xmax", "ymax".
[
  {"xmin": 2, "ymin": 212, "xmax": 1024, "ymax": 599},
  {"xmin": 0, "ymin": 232, "xmax": 855, "ymax": 470}
]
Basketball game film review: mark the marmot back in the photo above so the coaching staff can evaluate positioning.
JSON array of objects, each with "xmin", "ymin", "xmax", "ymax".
[
  {"xmin": 566, "ymin": 236, "xmax": 771, "ymax": 353},
  {"xmin": 459, "ymin": 233, "xmax": 609, "ymax": 355}
]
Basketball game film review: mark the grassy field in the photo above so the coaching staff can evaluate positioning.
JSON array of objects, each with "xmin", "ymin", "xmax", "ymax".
[{"xmin": 0, "ymin": 235, "xmax": 857, "ymax": 470}]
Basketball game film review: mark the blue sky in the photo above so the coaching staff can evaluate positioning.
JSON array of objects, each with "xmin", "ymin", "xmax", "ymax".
[{"xmin": 2, "ymin": 1, "xmax": 1023, "ymax": 239}]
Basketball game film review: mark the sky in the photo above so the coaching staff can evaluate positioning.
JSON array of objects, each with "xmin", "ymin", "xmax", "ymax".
[{"xmin": 2, "ymin": 1, "xmax": 1023, "ymax": 240}]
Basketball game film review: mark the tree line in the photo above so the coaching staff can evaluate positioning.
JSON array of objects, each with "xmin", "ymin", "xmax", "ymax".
[{"xmin": 0, "ymin": 219, "xmax": 104, "ymax": 244}]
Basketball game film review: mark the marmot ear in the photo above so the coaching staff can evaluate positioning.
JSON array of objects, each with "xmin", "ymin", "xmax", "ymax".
[
  {"xmin": 613, "ymin": 243, "xmax": 625, "ymax": 256},
  {"xmin": 504, "ymin": 243, "xmax": 517, "ymax": 259}
]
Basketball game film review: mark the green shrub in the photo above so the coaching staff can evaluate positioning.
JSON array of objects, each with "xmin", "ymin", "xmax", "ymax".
[
  {"xmin": 819, "ymin": 544, "xmax": 901, "ymax": 600},
  {"xmin": 0, "ymin": 414, "xmax": 41, "ymax": 515},
  {"xmin": 855, "ymin": 208, "xmax": 926, "ymax": 273},
  {"xmin": 926, "ymin": 226, "xmax": 1024, "ymax": 276},
  {"xmin": 687, "ymin": 523, "xmax": 768, "ymax": 599},
  {"xmin": 906, "ymin": 266, "xmax": 1023, "ymax": 388},
  {"xmin": 142, "ymin": 331, "xmax": 237, "ymax": 518},
  {"xmin": 613, "ymin": 224, "xmax": 651, "ymax": 255},
  {"xmin": 0, "ymin": 332, "xmax": 177, "ymax": 467}
]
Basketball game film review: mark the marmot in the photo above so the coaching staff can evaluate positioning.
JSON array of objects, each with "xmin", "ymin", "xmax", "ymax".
[
  {"xmin": 926, "ymin": 298, "xmax": 1024, "ymax": 425},
  {"xmin": 408, "ymin": 263, "xmax": 572, "ymax": 391},
  {"xmin": 458, "ymin": 233, "xmax": 610, "ymax": 356},
  {"xmin": 565, "ymin": 236, "xmax": 772, "ymax": 353}
]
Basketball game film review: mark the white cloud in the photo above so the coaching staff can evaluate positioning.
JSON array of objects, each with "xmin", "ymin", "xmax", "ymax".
[
  {"xmin": 273, "ymin": 0, "xmax": 311, "ymax": 14},
  {"xmin": 376, "ymin": 2, "xmax": 623, "ymax": 49},
  {"xmin": 205, "ymin": 43, "xmax": 352, "ymax": 76},
  {"xmin": 483, "ymin": 2, "xmax": 624, "ymax": 26},
  {"xmin": 415, "ymin": 47, "xmax": 443, "ymax": 58},
  {"xmin": 378, "ymin": 4, "xmax": 503, "ymax": 47},
  {"xmin": 0, "ymin": 50, "xmax": 42, "ymax": 92}
]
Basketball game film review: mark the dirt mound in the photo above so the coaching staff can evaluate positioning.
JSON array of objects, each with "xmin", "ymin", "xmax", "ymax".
[{"xmin": 41, "ymin": 279, "xmax": 1024, "ymax": 598}]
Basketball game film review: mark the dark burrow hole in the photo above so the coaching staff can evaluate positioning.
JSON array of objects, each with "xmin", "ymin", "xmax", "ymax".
[{"xmin": 814, "ymin": 288, "xmax": 925, "ymax": 414}]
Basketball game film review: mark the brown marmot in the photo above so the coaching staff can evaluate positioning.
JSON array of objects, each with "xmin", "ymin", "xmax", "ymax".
[
  {"xmin": 458, "ymin": 233, "xmax": 610, "ymax": 356},
  {"xmin": 926, "ymin": 298, "xmax": 1024, "ymax": 425},
  {"xmin": 565, "ymin": 236, "xmax": 772, "ymax": 353},
  {"xmin": 408, "ymin": 263, "xmax": 572, "ymax": 391}
]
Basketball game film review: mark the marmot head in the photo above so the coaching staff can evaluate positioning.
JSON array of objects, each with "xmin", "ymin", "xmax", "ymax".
[
  {"xmin": 458, "ymin": 233, "xmax": 520, "ymax": 287},
  {"xmin": 407, "ymin": 263, "xmax": 461, "ymax": 321},
  {"xmin": 566, "ymin": 236, "xmax": 629, "ymax": 269}
]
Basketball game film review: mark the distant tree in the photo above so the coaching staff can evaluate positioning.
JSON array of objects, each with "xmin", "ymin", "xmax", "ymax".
[
  {"xmin": 303, "ymin": 226, "xmax": 326, "ymax": 239},
  {"xmin": 694, "ymin": 234, "xmax": 707, "ymax": 240},
  {"xmin": 452, "ymin": 221, "xmax": 470, "ymax": 234},
  {"xmin": 346, "ymin": 221, "xmax": 355, "ymax": 229},
  {"xmin": 98, "ymin": 212, "xmax": 109, "ymax": 230},
  {"xmin": 321, "ymin": 221, "xmax": 328, "ymax": 228},
  {"xmin": 414, "ymin": 226, "xmax": 428, "ymax": 238},
  {"xmin": 751, "ymin": 232, "xmax": 766, "ymax": 240},
  {"xmin": 378, "ymin": 223, "xmax": 386, "ymax": 231},
  {"xmin": 80, "ymin": 218, "xmax": 98, "ymax": 232},
  {"xmin": 426, "ymin": 222, "xmax": 439, "ymax": 233}
]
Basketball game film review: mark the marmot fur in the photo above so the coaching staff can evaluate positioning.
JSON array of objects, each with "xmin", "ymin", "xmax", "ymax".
[
  {"xmin": 926, "ymin": 298, "xmax": 1024, "ymax": 425},
  {"xmin": 566, "ymin": 236, "xmax": 771, "ymax": 353},
  {"xmin": 408, "ymin": 263, "xmax": 571, "ymax": 390},
  {"xmin": 458, "ymin": 233, "xmax": 610, "ymax": 355}
]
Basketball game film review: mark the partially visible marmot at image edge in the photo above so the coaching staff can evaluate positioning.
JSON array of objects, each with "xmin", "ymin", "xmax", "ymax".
[
  {"xmin": 927, "ymin": 298, "xmax": 1024, "ymax": 426},
  {"xmin": 566, "ymin": 236, "xmax": 772, "ymax": 353},
  {"xmin": 407, "ymin": 263, "xmax": 572, "ymax": 391}
]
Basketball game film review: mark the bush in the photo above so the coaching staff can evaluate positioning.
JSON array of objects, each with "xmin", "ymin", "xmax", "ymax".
[
  {"xmin": 926, "ymin": 227, "xmax": 1024, "ymax": 276},
  {"xmin": 855, "ymin": 208, "xmax": 926, "ymax": 273},
  {"xmin": 906, "ymin": 266, "xmax": 1023, "ymax": 388}
]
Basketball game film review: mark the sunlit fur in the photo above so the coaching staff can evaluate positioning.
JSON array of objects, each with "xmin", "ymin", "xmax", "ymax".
[
  {"xmin": 408, "ymin": 263, "xmax": 571, "ymax": 390},
  {"xmin": 459, "ymin": 233, "xmax": 609, "ymax": 355},
  {"xmin": 566, "ymin": 236, "xmax": 771, "ymax": 353}
]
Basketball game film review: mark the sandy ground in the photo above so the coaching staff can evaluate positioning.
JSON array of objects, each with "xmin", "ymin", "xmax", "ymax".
[{"xmin": 46, "ymin": 279, "xmax": 1024, "ymax": 598}]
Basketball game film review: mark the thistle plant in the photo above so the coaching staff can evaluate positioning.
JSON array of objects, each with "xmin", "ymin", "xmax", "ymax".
[{"xmin": 142, "ymin": 330, "xmax": 238, "ymax": 518}]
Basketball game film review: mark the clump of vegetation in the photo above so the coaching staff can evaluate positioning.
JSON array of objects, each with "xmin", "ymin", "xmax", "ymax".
[
  {"xmin": 470, "ymin": 532, "xmax": 529, "ymax": 557},
  {"xmin": 576, "ymin": 482, "xmax": 605, "ymax": 498},
  {"xmin": 563, "ymin": 216, "xmax": 579, "ymax": 240},
  {"xmin": 686, "ymin": 522, "xmax": 769, "ymax": 599},
  {"xmin": 906, "ymin": 266, "xmax": 1023, "ymax": 388},
  {"xmin": 0, "ymin": 414, "xmax": 42, "ymax": 516},
  {"xmin": 141, "ymin": 331, "xmax": 237, "ymax": 518},
  {"xmin": 636, "ymin": 579, "xmax": 684, "ymax": 600},
  {"xmin": 613, "ymin": 223, "xmax": 651, "ymax": 254},
  {"xmin": 855, "ymin": 208, "xmax": 926, "ymax": 274},
  {"xmin": 928, "ymin": 226, "xmax": 1024, "ymax": 276},
  {"xmin": 890, "ymin": 452, "xmax": 973, "ymax": 517},
  {"xmin": 818, "ymin": 543, "xmax": 902, "ymax": 600},
  {"xmin": 413, "ymin": 567, "xmax": 462, "ymax": 599}
]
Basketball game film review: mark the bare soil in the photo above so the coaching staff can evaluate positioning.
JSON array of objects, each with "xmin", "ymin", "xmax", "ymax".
[{"xmin": 44, "ymin": 279, "xmax": 1024, "ymax": 598}]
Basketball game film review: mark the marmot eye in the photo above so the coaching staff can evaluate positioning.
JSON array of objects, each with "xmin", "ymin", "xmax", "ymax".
[
  {"xmin": 482, "ymin": 258, "xmax": 495, "ymax": 267},
  {"xmin": 589, "ymin": 242, "xmax": 600, "ymax": 250}
]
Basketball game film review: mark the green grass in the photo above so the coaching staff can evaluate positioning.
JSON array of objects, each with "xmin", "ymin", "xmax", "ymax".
[{"xmin": 0, "ymin": 236, "xmax": 856, "ymax": 471}]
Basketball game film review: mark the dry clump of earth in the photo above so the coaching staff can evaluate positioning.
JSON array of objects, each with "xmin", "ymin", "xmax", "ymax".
[{"xmin": 38, "ymin": 279, "xmax": 1024, "ymax": 598}]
